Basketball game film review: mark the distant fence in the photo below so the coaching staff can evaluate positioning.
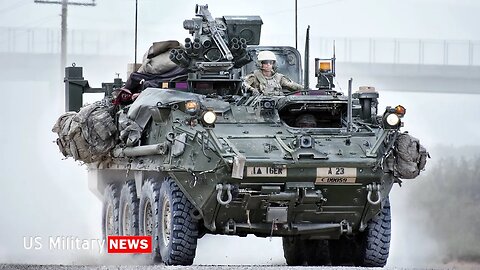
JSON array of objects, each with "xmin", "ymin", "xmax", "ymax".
[
  {"xmin": 315, "ymin": 37, "xmax": 480, "ymax": 66},
  {"xmin": 0, "ymin": 27, "xmax": 135, "ymax": 55},
  {"xmin": 2, "ymin": 27, "xmax": 480, "ymax": 66}
]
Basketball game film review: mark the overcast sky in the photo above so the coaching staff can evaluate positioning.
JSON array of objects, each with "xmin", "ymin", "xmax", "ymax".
[{"xmin": 2, "ymin": 0, "xmax": 480, "ymax": 42}]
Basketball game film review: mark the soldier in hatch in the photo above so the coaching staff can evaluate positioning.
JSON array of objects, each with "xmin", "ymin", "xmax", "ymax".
[{"xmin": 243, "ymin": 50, "xmax": 303, "ymax": 95}]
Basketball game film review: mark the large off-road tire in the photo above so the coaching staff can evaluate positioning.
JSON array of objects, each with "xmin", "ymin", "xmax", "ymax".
[
  {"xmin": 282, "ymin": 236, "xmax": 306, "ymax": 266},
  {"xmin": 102, "ymin": 184, "xmax": 120, "ymax": 240},
  {"xmin": 305, "ymin": 239, "xmax": 331, "ymax": 266},
  {"xmin": 355, "ymin": 197, "xmax": 392, "ymax": 267},
  {"xmin": 158, "ymin": 178, "xmax": 199, "ymax": 265},
  {"xmin": 139, "ymin": 179, "xmax": 162, "ymax": 262},
  {"xmin": 119, "ymin": 180, "xmax": 139, "ymax": 236}
]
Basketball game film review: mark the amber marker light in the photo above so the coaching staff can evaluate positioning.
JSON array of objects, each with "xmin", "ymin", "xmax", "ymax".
[
  {"xmin": 395, "ymin": 105, "xmax": 406, "ymax": 117},
  {"xmin": 185, "ymin": 100, "xmax": 199, "ymax": 115},
  {"xmin": 319, "ymin": 61, "xmax": 331, "ymax": 72}
]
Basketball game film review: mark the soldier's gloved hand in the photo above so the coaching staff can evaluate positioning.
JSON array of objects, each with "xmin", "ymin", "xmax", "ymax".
[
  {"xmin": 273, "ymin": 90, "xmax": 284, "ymax": 96},
  {"xmin": 112, "ymin": 88, "xmax": 133, "ymax": 105},
  {"xmin": 251, "ymin": 88, "xmax": 260, "ymax": 96}
]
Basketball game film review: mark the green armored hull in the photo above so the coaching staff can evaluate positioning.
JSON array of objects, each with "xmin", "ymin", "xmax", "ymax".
[{"xmin": 54, "ymin": 4, "xmax": 428, "ymax": 267}]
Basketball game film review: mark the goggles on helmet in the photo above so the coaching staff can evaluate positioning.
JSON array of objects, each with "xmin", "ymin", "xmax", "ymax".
[{"xmin": 261, "ymin": 60, "xmax": 275, "ymax": 65}]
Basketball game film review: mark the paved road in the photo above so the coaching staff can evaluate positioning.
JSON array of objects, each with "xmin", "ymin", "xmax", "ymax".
[{"xmin": 1, "ymin": 265, "xmax": 479, "ymax": 270}]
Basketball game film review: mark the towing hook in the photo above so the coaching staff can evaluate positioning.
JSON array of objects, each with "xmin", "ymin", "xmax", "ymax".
[
  {"xmin": 366, "ymin": 183, "xmax": 382, "ymax": 205},
  {"xmin": 216, "ymin": 184, "xmax": 233, "ymax": 205}
]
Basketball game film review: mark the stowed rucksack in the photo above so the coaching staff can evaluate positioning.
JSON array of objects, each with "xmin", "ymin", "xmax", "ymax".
[
  {"xmin": 386, "ymin": 132, "xmax": 429, "ymax": 179},
  {"xmin": 52, "ymin": 100, "xmax": 117, "ymax": 163}
]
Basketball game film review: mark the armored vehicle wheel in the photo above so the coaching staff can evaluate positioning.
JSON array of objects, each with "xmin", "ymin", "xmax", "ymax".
[
  {"xmin": 102, "ymin": 184, "xmax": 120, "ymax": 240},
  {"xmin": 139, "ymin": 179, "xmax": 162, "ymax": 262},
  {"xmin": 282, "ymin": 236, "xmax": 306, "ymax": 266},
  {"xmin": 119, "ymin": 180, "xmax": 139, "ymax": 236},
  {"xmin": 158, "ymin": 177, "xmax": 199, "ymax": 265},
  {"xmin": 304, "ymin": 239, "xmax": 331, "ymax": 266},
  {"xmin": 354, "ymin": 197, "xmax": 391, "ymax": 267}
]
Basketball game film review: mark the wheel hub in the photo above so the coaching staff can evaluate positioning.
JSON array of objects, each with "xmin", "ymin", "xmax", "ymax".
[
  {"xmin": 122, "ymin": 203, "xmax": 131, "ymax": 235},
  {"xmin": 105, "ymin": 204, "xmax": 114, "ymax": 236},
  {"xmin": 143, "ymin": 201, "xmax": 153, "ymax": 236},
  {"xmin": 161, "ymin": 197, "xmax": 172, "ymax": 247}
]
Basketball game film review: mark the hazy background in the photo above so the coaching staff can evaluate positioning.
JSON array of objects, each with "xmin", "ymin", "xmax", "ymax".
[{"xmin": 0, "ymin": 0, "xmax": 479, "ymax": 267}]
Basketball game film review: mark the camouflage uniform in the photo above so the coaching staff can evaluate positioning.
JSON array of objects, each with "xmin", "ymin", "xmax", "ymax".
[{"xmin": 243, "ymin": 70, "xmax": 303, "ymax": 95}]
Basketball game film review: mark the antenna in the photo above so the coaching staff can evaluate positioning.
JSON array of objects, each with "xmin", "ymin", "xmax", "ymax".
[
  {"xmin": 333, "ymin": 40, "xmax": 336, "ymax": 58},
  {"xmin": 295, "ymin": 0, "xmax": 298, "ymax": 49},
  {"xmin": 347, "ymin": 78, "xmax": 353, "ymax": 132},
  {"xmin": 304, "ymin": 25, "xmax": 310, "ymax": 89},
  {"xmin": 134, "ymin": 0, "xmax": 138, "ymax": 64},
  {"xmin": 333, "ymin": 40, "xmax": 336, "ymax": 76}
]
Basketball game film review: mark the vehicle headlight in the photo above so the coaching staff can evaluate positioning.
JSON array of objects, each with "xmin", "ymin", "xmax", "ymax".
[
  {"xmin": 386, "ymin": 113, "xmax": 400, "ymax": 126},
  {"xmin": 202, "ymin": 110, "xmax": 216, "ymax": 125},
  {"xmin": 382, "ymin": 105, "xmax": 404, "ymax": 129}
]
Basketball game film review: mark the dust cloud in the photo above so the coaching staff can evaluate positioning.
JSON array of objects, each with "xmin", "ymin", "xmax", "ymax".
[
  {"xmin": 1, "ymin": 0, "xmax": 479, "ymax": 267},
  {"xmin": 0, "ymin": 78, "xmax": 100, "ymax": 264},
  {"xmin": 378, "ymin": 92, "xmax": 480, "ymax": 267}
]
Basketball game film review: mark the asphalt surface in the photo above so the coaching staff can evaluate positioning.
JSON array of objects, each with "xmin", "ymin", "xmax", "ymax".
[{"xmin": 1, "ymin": 265, "xmax": 479, "ymax": 270}]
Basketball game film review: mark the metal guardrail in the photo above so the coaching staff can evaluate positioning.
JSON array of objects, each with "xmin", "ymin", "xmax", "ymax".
[
  {"xmin": 315, "ymin": 37, "xmax": 480, "ymax": 66},
  {"xmin": 0, "ymin": 27, "xmax": 134, "ymax": 55},
  {"xmin": 2, "ymin": 27, "xmax": 480, "ymax": 66}
]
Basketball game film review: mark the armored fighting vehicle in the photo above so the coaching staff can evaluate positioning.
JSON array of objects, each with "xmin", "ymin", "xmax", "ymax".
[{"xmin": 54, "ymin": 4, "xmax": 428, "ymax": 266}]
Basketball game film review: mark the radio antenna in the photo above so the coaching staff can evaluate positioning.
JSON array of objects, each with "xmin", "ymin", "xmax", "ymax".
[{"xmin": 134, "ymin": 0, "xmax": 138, "ymax": 64}]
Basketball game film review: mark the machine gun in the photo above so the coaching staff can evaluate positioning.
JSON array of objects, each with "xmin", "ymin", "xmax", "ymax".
[
  {"xmin": 171, "ymin": 4, "xmax": 263, "ymax": 94},
  {"xmin": 195, "ymin": 4, "xmax": 233, "ymax": 61}
]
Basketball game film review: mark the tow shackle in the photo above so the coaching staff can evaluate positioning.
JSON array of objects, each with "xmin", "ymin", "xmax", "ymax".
[
  {"xmin": 216, "ymin": 184, "xmax": 233, "ymax": 205},
  {"xmin": 366, "ymin": 182, "xmax": 382, "ymax": 205}
]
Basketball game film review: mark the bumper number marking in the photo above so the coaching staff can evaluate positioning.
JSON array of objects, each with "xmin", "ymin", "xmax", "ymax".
[
  {"xmin": 316, "ymin": 167, "xmax": 357, "ymax": 184},
  {"xmin": 246, "ymin": 166, "xmax": 287, "ymax": 177}
]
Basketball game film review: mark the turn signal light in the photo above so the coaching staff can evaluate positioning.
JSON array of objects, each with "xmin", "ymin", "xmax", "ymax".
[
  {"xmin": 319, "ymin": 61, "xmax": 331, "ymax": 72},
  {"xmin": 395, "ymin": 105, "xmax": 406, "ymax": 116},
  {"xmin": 185, "ymin": 100, "xmax": 199, "ymax": 115}
]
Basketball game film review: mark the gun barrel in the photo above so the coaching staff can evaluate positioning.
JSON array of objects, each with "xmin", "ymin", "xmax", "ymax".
[
  {"xmin": 212, "ymin": 31, "xmax": 233, "ymax": 60},
  {"xmin": 196, "ymin": 4, "xmax": 234, "ymax": 61}
]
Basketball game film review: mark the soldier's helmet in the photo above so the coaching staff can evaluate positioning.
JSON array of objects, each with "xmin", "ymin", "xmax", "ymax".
[{"xmin": 257, "ymin": 50, "xmax": 277, "ymax": 67}]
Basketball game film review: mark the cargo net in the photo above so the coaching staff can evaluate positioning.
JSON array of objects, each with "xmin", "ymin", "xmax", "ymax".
[
  {"xmin": 52, "ymin": 100, "xmax": 118, "ymax": 163},
  {"xmin": 385, "ymin": 132, "xmax": 429, "ymax": 179}
]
